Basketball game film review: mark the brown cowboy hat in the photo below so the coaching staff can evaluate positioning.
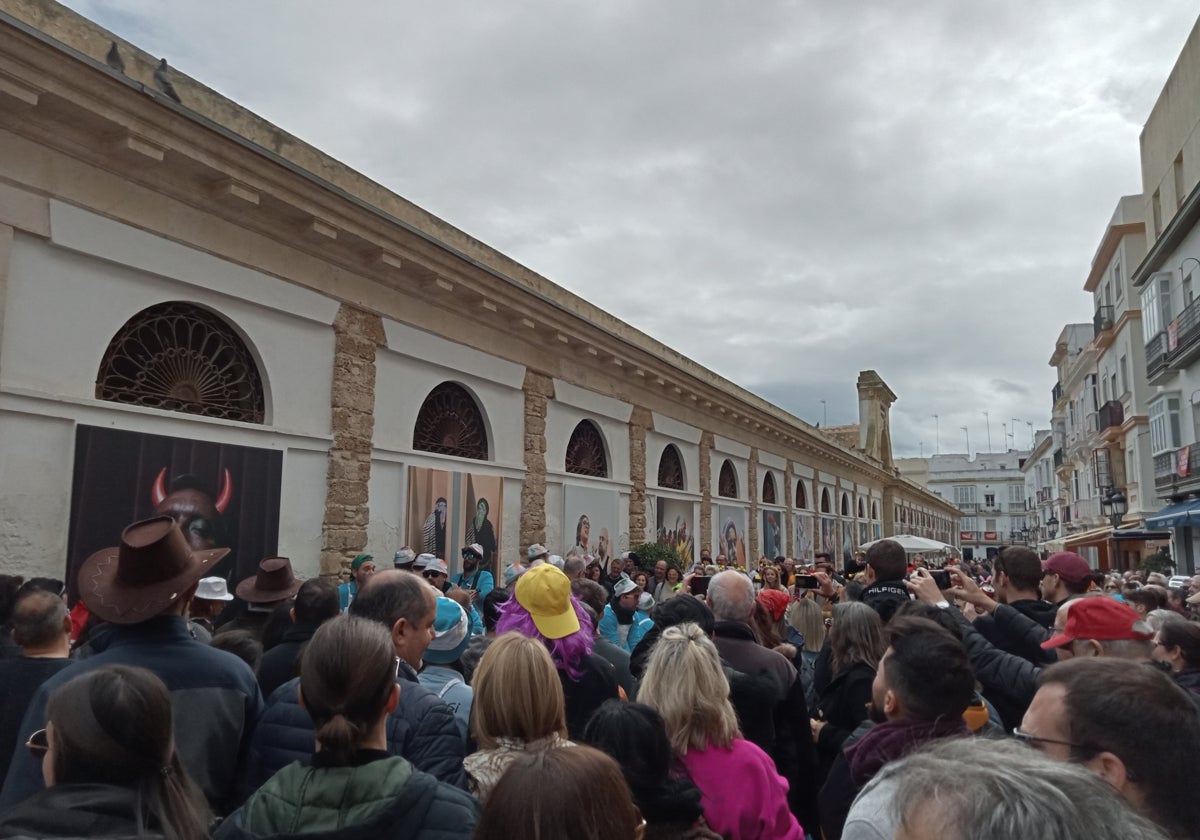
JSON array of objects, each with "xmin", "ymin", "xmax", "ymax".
[
  {"xmin": 79, "ymin": 516, "xmax": 229, "ymax": 625},
  {"xmin": 236, "ymin": 556, "xmax": 303, "ymax": 603}
]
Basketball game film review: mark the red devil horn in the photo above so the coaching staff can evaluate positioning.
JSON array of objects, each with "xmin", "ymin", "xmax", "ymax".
[
  {"xmin": 215, "ymin": 468, "xmax": 233, "ymax": 513},
  {"xmin": 151, "ymin": 468, "xmax": 167, "ymax": 507}
]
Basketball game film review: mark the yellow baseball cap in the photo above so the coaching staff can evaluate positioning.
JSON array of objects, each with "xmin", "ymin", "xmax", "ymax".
[{"xmin": 515, "ymin": 564, "xmax": 581, "ymax": 640}]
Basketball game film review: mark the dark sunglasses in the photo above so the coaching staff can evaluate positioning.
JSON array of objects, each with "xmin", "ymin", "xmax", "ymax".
[
  {"xmin": 461, "ymin": 551, "xmax": 479, "ymax": 559},
  {"xmin": 26, "ymin": 728, "xmax": 48, "ymax": 758}
]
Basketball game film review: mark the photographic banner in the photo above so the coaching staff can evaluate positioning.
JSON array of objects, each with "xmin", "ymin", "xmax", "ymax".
[
  {"xmin": 717, "ymin": 505, "xmax": 748, "ymax": 569},
  {"xmin": 761, "ymin": 509, "xmax": 784, "ymax": 560},
  {"xmin": 563, "ymin": 484, "xmax": 621, "ymax": 569},
  {"xmin": 407, "ymin": 467, "xmax": 503, "ymax": 578},
  {"xmin": 794, "ymin": 513, "xmax": 814, "ymax": 561},
  {"xmin": 656, "ymin": 498, "xmax": 695, "ymax": 566},
  {"xmin": 67, "ymin": 424, "xmax": 283, "ymax": 601}
]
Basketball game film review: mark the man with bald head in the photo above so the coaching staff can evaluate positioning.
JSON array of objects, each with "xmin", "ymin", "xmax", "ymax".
[{"xmin": 246, "ymin": 569, "xmax": 465, "ymax": 789}]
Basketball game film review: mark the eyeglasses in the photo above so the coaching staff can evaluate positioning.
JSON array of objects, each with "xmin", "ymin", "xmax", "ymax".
[
  {"xmin": 1011, "ymin": 727, "xmax": 1091, "ymax": 752},
  {"xmin": 25, "ymin": 728, "xmax": 48, "ymax": 758}
]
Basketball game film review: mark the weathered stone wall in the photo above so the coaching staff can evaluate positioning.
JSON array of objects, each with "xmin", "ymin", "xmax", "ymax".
[
  {"xmin": 748, "ymin": 447, "xmax": 759, "ymax": 561},
  {"xmin": 699, "ymin": 431, "xmax": 714, "ymax": 556},
  {"xmin": 784, "ymin": 460, "xmax": 795, "ymax": 558},
  {"xmin": 321, "ymin": 304, "xmax": 385, "ymax": 578},
  {"xmin": 628, "ymin": 406, "xmax": 653, "ymax": 545},
  {"xmin": 520, "ymin": 370, "xmax": 555, "ymax": 549}
]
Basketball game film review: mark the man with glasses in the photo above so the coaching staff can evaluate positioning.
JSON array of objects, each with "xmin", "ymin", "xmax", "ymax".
[
  {"xmin": 419, "ymin": 556, "xmax": 452, "ymax": 594},
  {"xmin": 1019, "ymin": 658, "xmax": 1200, "ymax": 840},
  {"xmin": 451, "ymin": 543, "xmax": 494, "ymax": 601}
]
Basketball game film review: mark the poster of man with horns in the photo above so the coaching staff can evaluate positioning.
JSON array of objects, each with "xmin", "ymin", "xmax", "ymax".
[{"xmin": 66, "ymin": 425, "xmax": 283, "ymax": 602}]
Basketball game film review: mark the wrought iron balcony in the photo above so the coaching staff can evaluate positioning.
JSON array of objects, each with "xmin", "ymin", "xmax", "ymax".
[
  {"xmin": 1146, "ymin": 331, "xmax": 1168, "ymax": 378},
  {"xmin": 1098, "ymin": 400, "xmax": 1124, "ymax": 433},
  {"xmin": 1093, "ymin": 305, "xmax": 1115, "ymax": 337},
  {"xmin": 1155, "ymin": 442, "xmax": 1200, "ymax": 493}
]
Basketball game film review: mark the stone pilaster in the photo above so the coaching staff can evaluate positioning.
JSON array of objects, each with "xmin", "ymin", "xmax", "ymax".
[
  {"xmin": 628, "ymin": 407, "xmax": 653, "ymax": 546},
  {"xmin": 699, "ymin": 432, "xmax": 714, "ymax": 555},
  {"xmin": 748, "ymin": 448, "xmax": 759, "ymax": 562},
  {"xmin": 784, "ymin": 460, "xmax": 795, "ymax": 559},
  {"xmin": 519, "ymin": 371, "xmax": 555, "ymax": 549},
  {"xmin": 320, "ymin": 304, "xmax": 386, "ymax": 578},
  {"xmin": 0, "ymin": 225, "xmax": 11, "ymax": 367}
]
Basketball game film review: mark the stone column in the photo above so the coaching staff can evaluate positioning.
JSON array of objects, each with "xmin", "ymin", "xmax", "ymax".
[
  {"xmin": 748, "ymin": 448, "xmax": 759, "ymax": 562},
  {"xmin": 0, "ymin": 224, "xmax": 12, "ymax": 365},
  {"xmin": 519, "ymin": 371, "xmax": 555, "ymax": 550},
  {"xmin": 784, "ymin": 459, "xmax": 795, "ymax": 558},
  {"xmin": 320, "ymin": 304, "xmax": 386, "ymax": 579},
  {"xmin": 699, "ymin": 432, "xmax": 714, "ymax": 555},
  {"xmin": 628, "ymin": 407, "xmax": 653, "ymax": 546}
]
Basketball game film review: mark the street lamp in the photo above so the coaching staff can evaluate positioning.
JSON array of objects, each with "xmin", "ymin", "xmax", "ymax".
[
  {"xmin": 1101, "ymin": 489, "xmax": 1129, "ymax": 573},
  {"xmin": 1046, "ymin": 515, "xmax": 1059, "ymax": 539}
]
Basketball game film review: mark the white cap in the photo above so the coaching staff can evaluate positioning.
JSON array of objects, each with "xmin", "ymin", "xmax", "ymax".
[
  {"xmin": 548, "ymin": 555, "xmax": 565, "ymax": 570},
  {"xmin": 414, "ymin": 553, "xmax": 438, "ymax": 570},
  {"xmin": 194, "ymin": 577, "xmax": 234, "ymax": 602},
  {"xmin": 614, "ymin": 577, "xmax": 639, "ymax": 598}
]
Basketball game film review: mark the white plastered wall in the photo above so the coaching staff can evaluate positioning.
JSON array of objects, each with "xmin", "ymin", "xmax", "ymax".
[{"xmin": 0, "ymin": 204, "xmax": 338, "ymax": 579}]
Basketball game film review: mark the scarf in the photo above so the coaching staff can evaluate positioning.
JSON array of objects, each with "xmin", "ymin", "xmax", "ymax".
[{"xmin": 844, "ymin": 716, "xmax": 969, "ymax": 786}]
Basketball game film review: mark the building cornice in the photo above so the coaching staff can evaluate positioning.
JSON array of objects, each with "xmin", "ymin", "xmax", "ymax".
[
  {"xmin": 0, "ymin": 4, "xmax": 952, "ymax": 511},
  {"xmin": 1084, "ymin": 223, "xmax": 1144, "ymax": 292}
]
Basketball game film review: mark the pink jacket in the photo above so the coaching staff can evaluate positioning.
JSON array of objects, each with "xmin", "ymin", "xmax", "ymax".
[{"xmin": 679, "ymin": 738, "xmax": 802, "ymax": 840}]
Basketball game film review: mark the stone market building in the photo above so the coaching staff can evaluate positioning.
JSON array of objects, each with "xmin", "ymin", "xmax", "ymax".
[{"xmin": 0, "ymin": 1, "xmax": 956, "ymax": 588}]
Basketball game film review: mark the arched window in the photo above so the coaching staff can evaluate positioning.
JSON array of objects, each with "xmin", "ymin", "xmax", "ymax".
[
  {"xmin": 858, "ymin": 498, "xmax": 866, "ymax": 519},
  {"xmin": 718, "ymin": 460, "xmax": 738, "ymax": 499},
  {"xmin": 657, "ymin": 444, "xmax": 685, "ymax": 490},
  {"xmin": 762, "ymin": 472, "xmax": 777, "ymax": 505},
  {"xmin": 872, "ymin": 500, "xmax": 879, "ymax": 520},
  {"xmin": 821, "ymin": 488, "xmax": 832, "ymax": 513},
  {"xmin": 413, "ymin": 382, "xmax": 490, "ymax": 460},
  {"xmin": 566, "ymin": 420, "xmax": 608, "ymax": 478},
  {"xmin": 96, "ymin": 301, "xmax": 265, "ymax": 423},
  {"xmin": 840, "ymin": 493, "xmax": 850, "ymax": 516},
  {"xmin": 796, "ymin": 480, "xmax": 808, "ymax": 510}
]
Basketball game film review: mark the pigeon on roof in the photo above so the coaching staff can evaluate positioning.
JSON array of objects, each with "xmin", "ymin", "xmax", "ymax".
[
  {"xmin": 105, "ymin": 41, "xmax": 124, "ymax": 74},
  {"xmin": 153, "ymin": 58, "xmax": 181, "ymax": 103}
]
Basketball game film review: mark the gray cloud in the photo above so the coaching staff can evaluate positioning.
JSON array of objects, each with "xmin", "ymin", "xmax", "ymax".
[{"xmin": 63, "ymin": 0, "xmax": 1198, "ymax": 459}]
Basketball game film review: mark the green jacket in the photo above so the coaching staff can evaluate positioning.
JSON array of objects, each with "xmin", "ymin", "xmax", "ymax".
[{"xmin": 216, "ymin": 755, "xmax": 477, "ymax": 840}]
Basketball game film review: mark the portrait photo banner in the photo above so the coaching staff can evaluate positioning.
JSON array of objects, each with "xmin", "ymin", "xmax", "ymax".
[
  {"xmin": 406, "ymin": 466, "xmax": 503, "ymax": 577},
  {"xmin": 563, "ymin": 484, "xmax": 620, "ymax": 569},
  {"xmin": 67, "ymin": 424, "xmax": 283, "ymax": 601}
]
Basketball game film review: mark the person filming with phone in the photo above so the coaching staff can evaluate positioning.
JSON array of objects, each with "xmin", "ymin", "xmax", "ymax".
[{"xmin": 797, "ymin": 560, "xmax": 845, "ymax": 622}]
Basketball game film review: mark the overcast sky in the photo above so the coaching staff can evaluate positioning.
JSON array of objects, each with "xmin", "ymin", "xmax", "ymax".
[{"xmin": 62, "ymin": 1, "xmax": 1200, "ymax": 458}]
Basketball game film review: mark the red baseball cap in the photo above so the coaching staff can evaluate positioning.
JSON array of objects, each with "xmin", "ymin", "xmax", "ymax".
[
  {"xmin": 1041, "ymin": 597, "xmax": 1153, "ymax": 649},
  {"xmin": 1041, "ymin": 552, "xmax": 1093, "ymax": 584}
]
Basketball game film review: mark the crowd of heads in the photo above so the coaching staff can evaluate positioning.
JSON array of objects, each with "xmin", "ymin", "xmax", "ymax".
[{"xmin": 4, "ymin": 526, "xmax": 1200, "ymax": 840}]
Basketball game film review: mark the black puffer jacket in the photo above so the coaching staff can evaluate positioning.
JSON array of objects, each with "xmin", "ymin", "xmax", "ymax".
[
  {"xmin": 953, "ymin": 607, "xmax": 1040, "ymax": 730},
  {"xmin": 245, "ymin": 663, "xmax": 467, "ymax": 791},
  {"xmin": 0, "ymin": 783, "xmax": 165, "ymax": 839},
  {"xmin": 973, "ymin": 599, "xmax": 1057, "ymax": 665}
]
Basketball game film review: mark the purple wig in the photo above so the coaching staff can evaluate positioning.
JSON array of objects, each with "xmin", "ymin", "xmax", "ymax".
[{"xmin": 496, "ymin": 593, "xmax": 594, "ymax": 681}]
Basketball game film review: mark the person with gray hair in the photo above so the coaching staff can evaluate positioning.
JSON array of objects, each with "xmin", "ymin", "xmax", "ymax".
[
  {"xmin": 708, "ymin": 570, "xmax": 819, "ymax": 833},
  {"xmin": 0, "ymin": 590, "xmax": 73, "ymax": 779},
  {"xmin": 882, "ymin": 738, "xmax": 1168, "ymax": 840}
]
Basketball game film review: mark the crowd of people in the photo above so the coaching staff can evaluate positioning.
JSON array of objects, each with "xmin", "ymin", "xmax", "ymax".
[{"xmin": 1, "ymin": 514, "xmax": 1198, "ymax": 839}]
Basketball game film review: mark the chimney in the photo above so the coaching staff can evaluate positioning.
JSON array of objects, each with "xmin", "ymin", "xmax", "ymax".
[{"xmin": 857, "ymin": 370, "xmax": 897, "ymax": 469}]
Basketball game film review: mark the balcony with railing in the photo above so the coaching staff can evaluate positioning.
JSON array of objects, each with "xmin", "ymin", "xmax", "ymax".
[
  {"xmin": 1052, "ymin": 381, "xmax": 1064, "ymax": 404},
  {"xmin": 1147, "ymin": 295, "xmax": 1200, "ymax": 381},
  {"xmin": 1093, "ymin": 305, "xmax": 1115, "ymax": 338},
  {"xmin": 1147, "ymin": 331, "xmax": 1168, "ymax": 378},
  {"xmin": 1097, "ymin": 400, "xmax": 1124, "ymax": 433},
  {"xmin": 1073, "ymin": 496, "xmax": 1102, "ymax": 521},
  {"xmin": 957, "ymin": 502, "xmax": 979, "ymax": 513},
  {"xmin": 1154, "ymin": 442, "xmax": 1200, "ymax": 495}
]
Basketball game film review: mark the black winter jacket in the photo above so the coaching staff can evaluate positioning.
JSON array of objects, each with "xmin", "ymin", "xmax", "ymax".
[
  {"xmin": 245, "ymin": 661, "xmax": 467, "ymax": 791},
  {"xmin": 973, "ymin": 598, "xmax": 1057, "ymax": 664},
  {"xmin": 954, "ymin": 606, "xmax": 1040, "ymax": 729},
  {"xmin": 0, "ymin": 783, "xmax": 166, "ymax": 840},
  {"xmin": 815, "ymin": 663, "xmax": 876, "ymax": 765}
]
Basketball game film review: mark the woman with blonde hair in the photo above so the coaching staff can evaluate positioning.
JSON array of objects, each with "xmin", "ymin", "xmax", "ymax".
[
  {"xmin": 811, "ymin": 601, "xmax": 885, "ymax": 782},
  {"xmin": 638, "ymin": 623, "xmax": 801, "ymax": 840},
  {"xmin": 786, "ymin": 596, "xmax": 826, "ymax": 708},
  {"xmin": 758, "ymin": 564, "xmax": 787, "ymax": 594},
  {"xmin": 465, "ymin": 632, "xmax": 575, "ymax": 800}
]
